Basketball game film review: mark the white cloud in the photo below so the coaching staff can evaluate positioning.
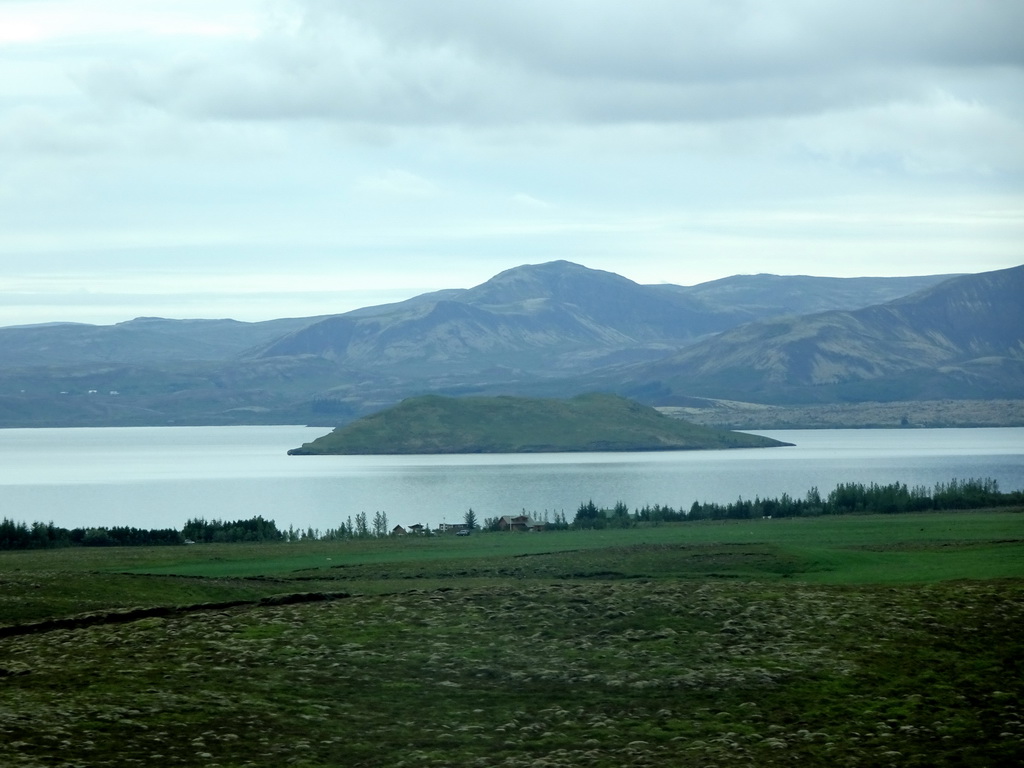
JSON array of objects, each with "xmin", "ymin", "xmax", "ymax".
[
  {"xmin": 0, "ymin": 0, "xmax": 262, "ymax": 44},
  {"xmin": 510, "ymin": 193, "xmax": 551, "ymax": 209},
  {"xmin": 0, "ymin": 1, "xmax": 1021, "ymax": 326},
  {"xmin": 353, "ymin": 169, "xmax": 440, "ymax": 198}
]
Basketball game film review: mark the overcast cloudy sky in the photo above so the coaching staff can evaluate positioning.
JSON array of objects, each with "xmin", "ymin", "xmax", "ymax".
[{"xmin": 2, "ymin": 0, "xmax": 1022, "ymax": 326}]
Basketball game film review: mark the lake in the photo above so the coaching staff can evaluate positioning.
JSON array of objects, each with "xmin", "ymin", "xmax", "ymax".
[{"xmin": 1, "ymin": 426, "xmax": 1022, "ymax": 533}]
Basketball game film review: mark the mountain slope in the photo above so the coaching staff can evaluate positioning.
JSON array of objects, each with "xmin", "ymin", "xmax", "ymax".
[
  {"xmin": 0, "ymin": 262, "xmax": 953, "ymax": 375},
  {"xmin": 287, "ymin": 393, "xmax": 791, "ymax": 454},
  {"xmin": 253, "ymin": 261, "xmax": 737, "ymax": 375},
  {"xmin": 0, "ymin": 261, "xmax": 994, "ymax": 426},
  {"xmin": 254, "ymin": 261, "xmax": 953, "ymax": 379},
  {"xmin": 621, "ymin": 265, "xmax": 1024, "ymax": 403},
  {"xmin": 664, "ymin": 273, "xmax": 960, "ymax": 322}
]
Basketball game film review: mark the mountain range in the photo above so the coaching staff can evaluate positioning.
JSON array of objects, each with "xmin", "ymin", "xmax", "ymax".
[
  {"xmin": 616, "ymin": 264, "xmax": 1024, "ymax": 405},
  {"xmin": 0, "ymin": 260, "xmax": 1019, "ymax": 427}
]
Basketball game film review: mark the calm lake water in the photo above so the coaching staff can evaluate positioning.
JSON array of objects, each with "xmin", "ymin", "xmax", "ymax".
[{"xmin": 1, "ymin": 426, "xmax": 1022, "ymax": 532}]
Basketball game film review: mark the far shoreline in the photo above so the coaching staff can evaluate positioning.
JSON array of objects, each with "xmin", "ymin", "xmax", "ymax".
[{"xmin": 660, "ymin": 398, "xmax": 1024, "ymax": 431}]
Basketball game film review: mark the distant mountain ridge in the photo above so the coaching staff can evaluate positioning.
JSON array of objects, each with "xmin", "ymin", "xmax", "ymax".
[
  {"xmin": 252, "ymin": 261, "xmax": 958, "ymax": 377},
  {"xmin": 0, "ymin": 260, "xmax": 1015, "ymax": 427},
  {"xmin": 662, "ymin": 273, "xmax": 962, "ymax": 321},
  {"xmin": 252, "ymin": 261, "xmax": 737, "ymax": 374},
  {"xmin": 620, "ymin": 264, "xmax": 1024, "ymax": 403},
  {"xmin": 0, "ymin": 316, "xmax": 323, "ymax": 367}
]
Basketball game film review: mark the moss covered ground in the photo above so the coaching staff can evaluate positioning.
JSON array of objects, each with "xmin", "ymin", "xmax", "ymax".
[{"xmin": 1, "ymin": 512, "xmax": 1022, "ymax": 767}]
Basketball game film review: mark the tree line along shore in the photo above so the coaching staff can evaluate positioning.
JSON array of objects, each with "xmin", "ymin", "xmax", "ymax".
[{"xmin": 2, "ymin": 478, "xmax": 1019, "ymax": 551}]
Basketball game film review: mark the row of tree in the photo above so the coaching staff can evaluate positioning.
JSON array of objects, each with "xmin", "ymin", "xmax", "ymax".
[
  {"xmin": 0, "ymin": 516, "xmax": 287, "ymax": 550},
  {"xmin": 572, "ymin": 477, "xmax": 1020, "ymax": 528},
  {"xmin": 0, "ymin": 520, "xmax": 185, "ymax": 550},
  {"xmin": 0, "ymin": 511, "xmax": 394, "ymax": 550},
  {"xmin": 2, "ymin": 478, "xmax": 1018, "ymax": 549},
  {"xmin": 181, "ymin": 516, "xmax": 283, "ymax": 543},
  {"xmin": 286, "ymin": 511, "xmax": 390, "ymax": 542}
]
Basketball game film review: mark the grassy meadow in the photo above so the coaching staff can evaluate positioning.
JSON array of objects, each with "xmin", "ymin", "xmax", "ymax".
[{"xmin": 1, "ymin": 511, "xmax": 1022, "ymax": 767}]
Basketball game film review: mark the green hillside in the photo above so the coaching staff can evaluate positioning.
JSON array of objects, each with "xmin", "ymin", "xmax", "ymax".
[{"xmin": 288, "ymin": 392, "xmax": 791, "ymax": 454}]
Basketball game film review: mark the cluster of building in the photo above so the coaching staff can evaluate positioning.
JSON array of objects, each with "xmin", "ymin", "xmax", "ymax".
[{"xmin": 390, "ymin": 514, "xmax": 547, "ymax": 536}]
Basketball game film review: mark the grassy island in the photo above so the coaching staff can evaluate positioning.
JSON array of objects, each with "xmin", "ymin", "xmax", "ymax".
[{"xmin": 288, "ymin": 393, "xmax": 791, "ymax": 454}]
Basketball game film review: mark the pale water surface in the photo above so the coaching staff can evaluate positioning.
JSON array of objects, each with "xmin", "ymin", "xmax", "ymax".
[{"xmin": 0, "ymin": 427, "xmax": 1021, "ymax": 532}]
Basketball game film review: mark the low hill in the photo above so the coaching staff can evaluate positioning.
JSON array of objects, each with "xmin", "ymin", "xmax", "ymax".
[
  {"xmin": 0, "ymin": 316, "xmax": 321, "ymax": 367},
  {"xmin": 287, "ymin": 393, "xmax": 791, "ymax": 455}
]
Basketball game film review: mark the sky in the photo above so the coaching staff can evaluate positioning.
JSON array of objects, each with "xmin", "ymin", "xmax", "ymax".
[{"xmin": 1, "ymin": 0, "xmax": 1022, "ymax": 327}]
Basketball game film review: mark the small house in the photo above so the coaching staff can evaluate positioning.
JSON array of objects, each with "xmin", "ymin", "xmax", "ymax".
[{"xmin": 497, "ymin": 514, "xmax": 545, "ymax": 532}]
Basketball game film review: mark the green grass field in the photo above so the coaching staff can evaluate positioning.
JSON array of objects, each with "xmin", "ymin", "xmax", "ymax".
[{"xmin": 1, "ymin": 511, "xmax": 1022, "ymax": 767}]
